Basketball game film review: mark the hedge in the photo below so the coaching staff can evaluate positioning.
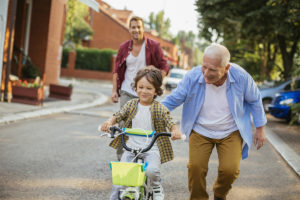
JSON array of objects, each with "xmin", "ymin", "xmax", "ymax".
[
  {"xmin": 75, "ymin": 48, "xmax": 116, "ymax": 72},
  {"xmin": 61, "ymin": 48, "xmax": 70, "ymax": 68},
  {"xmin": 61, "ymin": 48, "xmax": 116, "ymax": 72}
]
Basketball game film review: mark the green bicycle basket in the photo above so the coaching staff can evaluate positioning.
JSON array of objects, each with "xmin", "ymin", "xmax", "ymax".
[{"xmin": 110, "ymin": 162, "xmax": 146, "ymax": 186}]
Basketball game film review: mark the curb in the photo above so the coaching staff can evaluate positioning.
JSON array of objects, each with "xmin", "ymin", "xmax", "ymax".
[
  {"xmin": 265, "ymin": 126, "xmax": 300, "ymax": 176},
  {"xmin": 0, "ymin": 92, "xmax": 108, "ymax": 125}
]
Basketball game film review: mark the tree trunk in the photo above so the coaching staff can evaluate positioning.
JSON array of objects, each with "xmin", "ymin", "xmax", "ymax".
[
  {"xmin": 259, "ymin": 41, "xmax": 268, "ymax": 81},
  {"xmin": 266, "ymin": 43, "xmax": 277, "ymax": 78},
  {"xmin": 278, "ymin": 35, "xmax": 298, "ymax": 80}
]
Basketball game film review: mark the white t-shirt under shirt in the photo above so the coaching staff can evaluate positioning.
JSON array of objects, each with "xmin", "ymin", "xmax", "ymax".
[
  {"xmin": 126, "ymin": 103, "xmax": 159, "ymax": 152},
  {"xmin": 193, "ymin": 81, "xmax": 238, "ymax": 139},
  {"xmin": 121, "ymin": 42, "xmax": 146, "ymax": 96}
]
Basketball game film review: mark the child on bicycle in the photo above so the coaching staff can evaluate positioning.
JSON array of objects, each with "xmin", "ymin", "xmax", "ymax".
[{"xmin": 101, "ymin": 66, "xmax": 182, "ymax": 200}]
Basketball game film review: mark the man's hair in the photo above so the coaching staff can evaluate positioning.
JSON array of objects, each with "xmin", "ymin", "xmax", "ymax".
[
  {"xmin": 132, "ymin": 66, "xmax": 163, "ymax": 98},
  {"xmin": 129, "ymin": 16, "xmax": 144, "ymax": 28},
  {"xmin": 204, "ymin": 43, "xmax": 230, "ymax": 67}
]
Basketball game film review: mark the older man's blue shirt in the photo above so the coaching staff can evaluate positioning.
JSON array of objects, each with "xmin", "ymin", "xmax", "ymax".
[{"xmin": 161, "ymin": 64, "xmax": 267, "ymax": 159}]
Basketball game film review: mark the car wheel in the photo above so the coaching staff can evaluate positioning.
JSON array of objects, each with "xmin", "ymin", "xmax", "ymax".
[
  {"xmin": 286, "ymin": 111, "xmax": 292, "ymax": 123},
  {"xmin": 165, "ymin": 85, "xmax": 171, "ymax": 91},
  {"xmin": 263, "ymin": 99, "xmax": 272, "ymax": 112}
]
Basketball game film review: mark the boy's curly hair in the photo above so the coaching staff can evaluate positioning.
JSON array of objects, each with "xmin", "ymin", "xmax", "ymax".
[{"xmin": 132, "ymin": 66, "xmax": 163, "ymax": 98}]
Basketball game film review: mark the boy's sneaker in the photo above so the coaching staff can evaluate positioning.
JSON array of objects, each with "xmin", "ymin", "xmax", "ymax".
[{"xmin": 152, "ymin": 185, "xmax": 164, "ymax": 200}]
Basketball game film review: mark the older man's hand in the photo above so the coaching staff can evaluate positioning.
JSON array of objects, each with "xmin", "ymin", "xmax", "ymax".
[{"xmin": 254, "ymin": 126, "xmax": 266, "ymax": 150}]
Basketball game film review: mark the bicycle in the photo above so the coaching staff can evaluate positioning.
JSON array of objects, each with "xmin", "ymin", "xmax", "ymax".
[{"xmin": 100, "ymin": 126, "xmax": 185, "ymax": 200}]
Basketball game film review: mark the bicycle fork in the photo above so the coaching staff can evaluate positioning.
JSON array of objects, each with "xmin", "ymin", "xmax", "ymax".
[
  {"xmin": 118, "ymin": 176, "xmax": 150, "ymax": 200},
  {"xmin": 119, "ymin": 159, "xmax": 152, "ymax": 200}
]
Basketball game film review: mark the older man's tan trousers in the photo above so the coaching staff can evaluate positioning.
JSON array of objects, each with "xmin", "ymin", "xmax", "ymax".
[{"xmin": 188, "ymin": 130, "xmax": 243, "ymax": 200}]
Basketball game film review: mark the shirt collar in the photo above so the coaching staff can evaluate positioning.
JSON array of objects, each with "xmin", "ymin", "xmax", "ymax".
[
  {"xmin": 128, "ymin": 37, "xmax": 147, "ymax": 50},
  {"xmin": 227, "ymin": 65, "xmax": 235, "ymax": 83},
  {"xmin": 199, "ymin": 73, "xmax": 205, "ymax": 84}
]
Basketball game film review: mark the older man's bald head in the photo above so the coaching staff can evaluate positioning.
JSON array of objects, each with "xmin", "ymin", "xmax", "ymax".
[{"xmin": 204, "ymin": 43, "xmax": 230, "ymax": 67}]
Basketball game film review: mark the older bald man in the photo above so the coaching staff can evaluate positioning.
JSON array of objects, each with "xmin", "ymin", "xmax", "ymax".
[{"xmin": 162, "ymin": 43, "xmax": 267, "ymax": 200}]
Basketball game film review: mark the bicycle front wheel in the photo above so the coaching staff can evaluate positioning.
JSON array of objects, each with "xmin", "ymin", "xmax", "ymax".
[{"xmin": 141, "ymin": 177, "xmax": 153, "ymax": 200}]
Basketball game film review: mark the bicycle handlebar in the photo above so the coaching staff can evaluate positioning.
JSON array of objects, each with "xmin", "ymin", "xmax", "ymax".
[{"xmin": 109, "ymin": 126, "xmax": 172, "ymax": 154}]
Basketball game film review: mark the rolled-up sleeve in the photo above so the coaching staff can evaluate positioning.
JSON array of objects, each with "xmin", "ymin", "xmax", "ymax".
[
  {"xmin": 113, "ymin": 101, "xmax": 130, "ymax": 123},
  {"xmin": 244, "ymin": 74, "xmax": 267, "ymax": 127},
  {"xmin": 155, "ymin": 43, "xmax": 169, "ymax": 74},
  {"xmin": 113, "ymin": 47, "xmax": 123, "ymax": 74},
  {"xmin": 162, "ymin": 106, "xmax": 177, "ymax": 130}
]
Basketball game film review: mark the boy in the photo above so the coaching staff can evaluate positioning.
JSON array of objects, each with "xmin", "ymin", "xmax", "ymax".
[{"xmin": 101, "ymin": 66, "xmax": 182, "ymax": 200}]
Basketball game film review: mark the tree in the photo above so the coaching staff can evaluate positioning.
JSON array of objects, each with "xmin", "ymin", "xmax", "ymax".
[
  {"xmin": 172, "ymin": 31, "xmax": 199, "ymax": 66},
  {"xmin": 173, "ymin": 31, "xmax": 196, "ymax": 49},
  {"xmin": 270, "ymin": 0, "xmax": 300, "ymax": 79},
  {"xmin": 64, "ymin": 0, "xmax": 93, "ymax": 48},
  {"xmin": 147, "ymin": 10, "xmax": 172, "ymax": 40},
  {"xmin": 195, "ymin": 0, "xmax": 300, "ymax": 80},
  {"xmin": 146, "ymin": 11, "xmax": 202, "ymax": 67}
]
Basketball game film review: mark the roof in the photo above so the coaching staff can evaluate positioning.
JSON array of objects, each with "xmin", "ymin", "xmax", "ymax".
[
  {"xmin": 107, "ymin": 9, "xmax": 133, "ymax": 19},
  {"xmin": 97, "ymin": 3, "xmax": 129, "ymax": 31},
  {"xmin": 99, "ymin": 1, "xmax": 133, "ymax": 25}
]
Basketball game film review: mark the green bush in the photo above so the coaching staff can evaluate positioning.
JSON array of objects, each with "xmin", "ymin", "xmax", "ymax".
[
  {"xmin": 61, "ymin": 48, "xmax": 70, "ymax": 68},
  {"xmin": 75, "ymin": 48, "xmax": 116, "ymax": 72}
]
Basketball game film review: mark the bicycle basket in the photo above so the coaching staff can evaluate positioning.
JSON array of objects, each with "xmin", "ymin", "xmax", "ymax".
[{"xmin": 110, "ymin": 162, "xmax": 146, "ymax": 186}]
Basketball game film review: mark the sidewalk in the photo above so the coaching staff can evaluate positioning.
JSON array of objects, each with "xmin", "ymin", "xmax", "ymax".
[{"xmin": 0, "ymin": 78, "xmax": 109, "ymax": 124}]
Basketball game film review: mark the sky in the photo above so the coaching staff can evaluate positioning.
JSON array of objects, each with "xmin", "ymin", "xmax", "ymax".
[{"xmin": 102, "ymin": 0, "xmax": 199, "ymax": 36}]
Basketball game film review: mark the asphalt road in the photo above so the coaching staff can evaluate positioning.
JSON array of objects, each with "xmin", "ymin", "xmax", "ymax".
[{"xmin": 0, "ymin": 100, "xmax": 300, "ymax": 200}]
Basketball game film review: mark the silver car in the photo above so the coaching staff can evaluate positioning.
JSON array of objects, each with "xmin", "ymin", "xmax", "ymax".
[{"xmin": 164, "ymin": 68, "xmax": 188, "ymax": 91}]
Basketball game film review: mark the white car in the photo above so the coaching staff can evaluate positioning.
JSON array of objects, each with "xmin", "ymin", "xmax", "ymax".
[{"xmin": 164, "ymin": 68, "xmax": 188, "ymax": 91}]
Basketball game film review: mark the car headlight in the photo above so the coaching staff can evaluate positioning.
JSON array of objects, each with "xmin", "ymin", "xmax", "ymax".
[
  {"xmin": 279, "ymin": 98, "xmax": 294, "ymax": 105},
  {"xmin": 275, "ymin": 93, "xmax": 281, "ymax": 97}
]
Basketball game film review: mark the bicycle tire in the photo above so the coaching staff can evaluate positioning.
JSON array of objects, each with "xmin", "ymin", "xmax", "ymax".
[
  {"xmin": 118, "ymin": 191, "xmax": 122, "ymax": 200},
  {"xmin": 142, "ymin": 177, "xmax": 153, "ymax": 200}
]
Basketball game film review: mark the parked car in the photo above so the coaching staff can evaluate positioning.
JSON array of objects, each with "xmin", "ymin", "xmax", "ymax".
[
  {"xmin": 260, "ymin": 77, "xmax": 300, "ymax": 112},
  {"xmin": 268, "ymin": 90, "xmax": 300, "ymax": 122},
  {"xmin": 164, "ymin": 68, "xmax": 188, "ymax": 91}
]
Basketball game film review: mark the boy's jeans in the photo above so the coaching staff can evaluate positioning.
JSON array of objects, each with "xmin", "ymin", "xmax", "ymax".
[{"xmin": 110, "ymin": 150, "xmax": 161, "ymax": 200}]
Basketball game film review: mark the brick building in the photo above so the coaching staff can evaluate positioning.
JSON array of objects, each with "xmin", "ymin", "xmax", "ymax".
[
  {"xmin": 0, "ymin": 0, "xmax": 101, "ymax": 101},
  {"xmin": 1, "ymin": 0, "xmax": 68, "ymax": 100},
  {"xmin": 84, "ymin": 0, "xmax": 184, "ymax": 68}
]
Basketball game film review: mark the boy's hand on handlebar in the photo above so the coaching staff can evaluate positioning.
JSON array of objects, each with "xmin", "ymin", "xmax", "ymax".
[
  {"xmin": 100, "ymin": 117, "xmax": 117, "ymax": 133},
  {"xmin": 100, "ymin": 120, "xmax": 112, "ymax": 133}
]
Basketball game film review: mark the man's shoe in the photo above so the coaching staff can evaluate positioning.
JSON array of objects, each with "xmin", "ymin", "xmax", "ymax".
[
  {"xmin": 214, "ymin": 196, "xmax": 226, "ymax": 200},
  {"xmin": 152, "ymin": 185, "xmax": 164, "ymax": 200}
]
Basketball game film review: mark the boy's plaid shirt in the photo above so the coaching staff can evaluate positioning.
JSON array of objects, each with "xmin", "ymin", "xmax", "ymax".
[{"xmin": 109, "ymin": 98, "xmax": 176, "ymax": 163}]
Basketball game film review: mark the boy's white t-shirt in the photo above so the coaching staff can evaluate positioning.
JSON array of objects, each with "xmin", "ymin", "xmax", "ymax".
[
  {"xmin": 121, "ymin": 42, "xmax": 146, "ymax": 96},
  {"xmin": 193, "ymin": 81, "xmax": 238, "ymax": 139},
  {"xmin": 126, "ymin": 103, "xmax": 158, "ymax": 151}
]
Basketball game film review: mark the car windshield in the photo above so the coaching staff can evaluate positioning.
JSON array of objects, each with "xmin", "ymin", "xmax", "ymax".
[{"xmin": 170, "ymin": 72, "xmax": 184, "ymax": 79}]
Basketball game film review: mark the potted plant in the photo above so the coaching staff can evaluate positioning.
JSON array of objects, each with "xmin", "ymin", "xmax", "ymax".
[
  {"xmin": 49, "ymin": 83, "xmax": 73, "ymax": 100},
  {"xmin": 21, "ymin": 58, "xmax": 40, "ymax": 81},
  {"xmin": 11, "ymin": 77, "xmax": 44, "ymax": 105}
]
